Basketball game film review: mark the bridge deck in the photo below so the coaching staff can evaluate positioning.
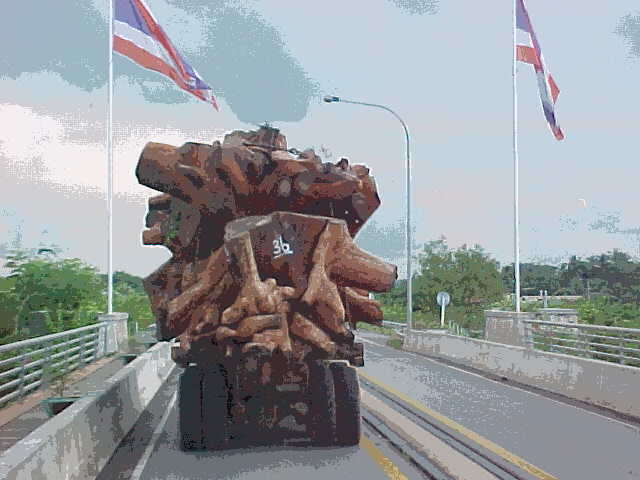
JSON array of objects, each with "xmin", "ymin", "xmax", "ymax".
[
  {"xmin": 360, "ymin": 333, "xmax": 640, "ymax": 480},
  {"xmin": 0, "ymin": 355, "xmax": 127, "ymax": 455},
  {"xmin": 98, "ymin": 367, "xmax": 429, "ymax": 480},
  {"xmin": 95, "ymin": 332, "xmax": 640, "ymax": 480}
]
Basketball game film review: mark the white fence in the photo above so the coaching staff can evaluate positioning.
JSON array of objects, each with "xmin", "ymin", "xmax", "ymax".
[
  {"xmin": 523, "ymin": 319, "xmax": 640, "ymax": 367},
  {"xmin": 0, "ymin": 322, "xmax": 110, "ymax": 406}
]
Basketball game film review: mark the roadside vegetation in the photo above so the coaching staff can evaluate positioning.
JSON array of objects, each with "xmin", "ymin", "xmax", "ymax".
[
  {"xmin": 1, "ymin": 239, "xmax": 640, "ymax": 346},
  {"xmin": 0, "ymin": 248, "xmax": 153, "ymax": 345},
  {"xmin": 374, "ymin": 238, "xmax": 640, "ymax": 334}
]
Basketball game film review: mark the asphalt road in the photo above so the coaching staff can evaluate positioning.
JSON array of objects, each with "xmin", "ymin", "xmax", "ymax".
[
  {"xmin": 99, "ymin": 363, "xmax": 428, "ymax": 480},
  {"xmin": 359, "ymin": 332, "xmax": 640, "ymax": 480},
  {"xmin": 100, "ymin": 332, "xmax": 640, "ymax": 480}
]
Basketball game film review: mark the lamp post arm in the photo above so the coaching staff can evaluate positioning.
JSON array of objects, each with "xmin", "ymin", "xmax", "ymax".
[
  {"xmin": 337, "ymin": 99, "xmax": 410, "ymax": 149},
  {"xmin": 332, "ymin": 98, "xmax": 413, "ymax": 331}
]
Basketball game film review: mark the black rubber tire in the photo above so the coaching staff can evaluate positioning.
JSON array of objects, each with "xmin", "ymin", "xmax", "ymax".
[
  {"xmin": 330, "ymin": 362, "xmax": 361, "ymax": 446},
  {"xmin": 202, "ymin": 364, "xmax": 229, "ymax": 450},
  {"xmin": 178, "ymin": 366, "xmax": 204, "ymax": 451},
  {"xmin": 307, "ymin": 360, "xmax": 337, "ymax": 447}
]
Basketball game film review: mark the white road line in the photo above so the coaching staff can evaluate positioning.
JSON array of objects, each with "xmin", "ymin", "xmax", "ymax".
[
  {"xmin": 358, "ymin": 335, "xmax": 640, "ymax": 433},
  {"xmin": 130, "ymin": 391, "xmax": 178, "ymax": 480}
]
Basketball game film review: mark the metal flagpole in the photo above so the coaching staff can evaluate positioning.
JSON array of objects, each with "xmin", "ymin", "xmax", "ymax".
[
  {"xmin": 107, "ymin": 0, "xmax": 114, "ymax": 314},
  {"xmin": 512, "ymin": 0, "xmax": 521, "ymax": 313}
]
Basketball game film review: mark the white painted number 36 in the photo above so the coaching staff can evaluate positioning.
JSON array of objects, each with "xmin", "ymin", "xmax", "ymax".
[{"xmin": 273, "ymin": 235, "xmax": 293, "ymax": 258}]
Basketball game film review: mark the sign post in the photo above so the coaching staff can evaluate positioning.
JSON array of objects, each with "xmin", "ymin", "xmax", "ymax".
[{"xmin": 436, "ymin": 291, "xmax": 450, "ymax": 328}]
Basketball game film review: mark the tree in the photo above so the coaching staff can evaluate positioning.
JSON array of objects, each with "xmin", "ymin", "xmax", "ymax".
[
  {"xmin": 5, "ymin": 249, "xmax": 103, "ymax": 333},
  {"xmin": 413, "ymin": 238, "xmax": 503, "ymax": 326},
  {"xmin": 502, "ymin": 263, "xmax": 560, "ymax": 296},
  {"xmin": 558, "ymin": 251, "xmax": 640, "ymax": 302},
  {"xmin": 99, "ymin": 271, "xmax": 146, "ymax": 295}
]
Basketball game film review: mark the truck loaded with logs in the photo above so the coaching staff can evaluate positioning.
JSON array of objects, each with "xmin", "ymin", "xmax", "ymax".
[{"xmin": 136, "ymin": 126, "xmax": 397, "ymax": 449}]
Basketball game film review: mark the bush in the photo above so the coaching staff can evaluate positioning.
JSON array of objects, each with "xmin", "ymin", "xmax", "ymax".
[
  {"xmin": 385, "ymin": 338, "xmax": 404, "ymax": 350},
  {"xmin": 0, "ymin": 291, "xmax": 19, "ymax": 337}
]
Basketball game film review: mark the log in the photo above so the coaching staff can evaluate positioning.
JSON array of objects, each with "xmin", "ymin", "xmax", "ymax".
[
  {"xmin": 342, "ymin": 287, "xmax": 384, "ymax": 326},
  {"xmin": 137, "ymin": 126, "xmax": 396, "ymax": 366}
]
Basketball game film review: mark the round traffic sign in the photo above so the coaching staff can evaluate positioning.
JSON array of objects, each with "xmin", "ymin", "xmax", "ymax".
[{"xmin": 436, "ymin": 291, "xmax": 450, "ymax": 307}]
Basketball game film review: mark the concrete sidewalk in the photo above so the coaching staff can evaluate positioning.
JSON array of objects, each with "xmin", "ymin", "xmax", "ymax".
[{"xmin": 0, "ymin": 355, "xmax": 129, "ymax": 454}]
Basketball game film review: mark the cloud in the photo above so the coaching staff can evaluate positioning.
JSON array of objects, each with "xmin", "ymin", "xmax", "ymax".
[
  {"xmin": 616, "ymin": 13, "xmax": 640, "ymax": 58},
  {"xmin": 0, "ymin": 0, "xmax": 319, "ymax": 124},
  {"xmin": 161, "ymin": 0, "xmax": 319, "ymax": 123},
  {"xmin": 0, "ymin": 1, "xmax": 107, "ymax": 90},
  {"xmin": 387, "ymin": 0, "xmax": 439, "ymax": 15},
  {"xmin": 0, "ymin": 102, "xmax": 229, "ymax": 199}
]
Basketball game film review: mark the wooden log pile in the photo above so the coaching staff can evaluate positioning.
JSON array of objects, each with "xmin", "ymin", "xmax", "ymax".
[{"xmin": 137, "ymin": 126, "xmax": 396, "ymax": 368}]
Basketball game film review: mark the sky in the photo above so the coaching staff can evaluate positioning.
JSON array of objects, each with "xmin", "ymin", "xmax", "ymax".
[{"xmin": 1, "ymin": 0, "xmax": 639, "ymax": 278}]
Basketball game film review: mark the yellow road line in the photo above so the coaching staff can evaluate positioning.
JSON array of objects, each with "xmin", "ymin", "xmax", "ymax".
[
  {"xmin": 360, "ymin": 435, "xmax": 409, "ymax": 480},
  {"xmin": 358, "ymin": 370, "xmax": 558, "ymax": 480}
]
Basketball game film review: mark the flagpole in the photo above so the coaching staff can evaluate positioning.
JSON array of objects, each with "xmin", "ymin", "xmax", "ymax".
[
  {"xmin": 107, "ymin": 0, "xmax": 114, "ymax": 314},
  {"xmin": 512, "ymin": 0, "xmax": 521, "ymax": 313}
]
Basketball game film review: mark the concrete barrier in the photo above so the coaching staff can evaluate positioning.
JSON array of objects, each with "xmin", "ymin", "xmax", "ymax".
[
  {"xmin": 404, "ymin": 330, "xmax": 640, "ymax": 419},
  {"xmin": 0, "ymin": 341, "xmax": 176, "ymax": 480},
  {"xmin": 484, "ymin": 310, "xmax": 535, "ymax": 347},
  {"xmin": 99, "ymin": 312, "xmax": 129, "ymax": 354}
]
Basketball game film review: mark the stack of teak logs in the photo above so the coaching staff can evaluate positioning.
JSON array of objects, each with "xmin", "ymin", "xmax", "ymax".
[{"xmin": 137, "ymin": 126, "xmax": 397, "ymax": 369}]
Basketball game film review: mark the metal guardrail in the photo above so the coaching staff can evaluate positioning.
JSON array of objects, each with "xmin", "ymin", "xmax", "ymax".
[
  {"xmin": 381, "ymin": 321, "xmax": 406, "ymax": 329},
  {"xmin": 523, "ymin": 319, "xmax": 640, "ymax": 367},
  {"xmin": 0, "ymin": 322, "xmax": 109, "ymax": 406},
  {"xmin": 381, "ymin": 321, "xmax": 407, "ymax": 339}
]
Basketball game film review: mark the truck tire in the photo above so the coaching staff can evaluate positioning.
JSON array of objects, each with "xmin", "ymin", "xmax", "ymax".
[
  {"xmin": 202, "ymin": 364, "xmax": 229, "ymax": 450},
  {"xmin": 330, "ymin": 362, "xmax": 360, "ymax": 446},
  {"xmin": 307, "ymin": 360, "xmax": 337, "ymax": 447},
  {"xmin": 178, "ymin": 366, "xmax": 203, "ymax": 451}
]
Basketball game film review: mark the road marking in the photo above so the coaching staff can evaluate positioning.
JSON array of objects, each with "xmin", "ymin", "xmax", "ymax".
[
  {"xmin": 363, "ymin": 390, "xmax": 498, "ymax": 480},
  {"xmin": 359, "ymin": 335, "xmax": 640, "ymax": 433},
  {"xmin": 359, "ymin": 370, "xmax": 558, "ymax": 480},
  {"xmin": 360, "ymin": 434, "xmax": 409, "ymax": 480},
  {"xmin": 130, "ymin": 391, "xmax": 178, "ymax": 480}
]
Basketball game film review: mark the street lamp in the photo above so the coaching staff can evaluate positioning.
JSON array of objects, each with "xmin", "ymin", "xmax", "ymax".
[{"xmin": 323, "ymin": 95, "xmax": 413, "ymax": 330}]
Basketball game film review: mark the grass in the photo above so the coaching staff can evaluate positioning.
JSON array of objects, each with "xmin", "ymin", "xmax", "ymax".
[
  {"xmin": 385, "ymin": 337, "xmax": 404, "ymax": 350},
  {"xmin": 355, "ymin": 322, "xmax": 396, "ymax": 335}
]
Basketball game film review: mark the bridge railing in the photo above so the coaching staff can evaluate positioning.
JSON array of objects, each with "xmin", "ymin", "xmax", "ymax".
[
  {"xmin": 0, "ymin": 322, "xmax": 109, "ymax": 406},
  {"xmin": 381, "ymin": 320, "xmax": 483, "ymax": 339},
  {"xmin": 522, "ymin": 319, "xmax": 640, "ymax": 367},
  {"xmin": 381, "ymin": 320, "xmax": 407, "ymax": 338}
]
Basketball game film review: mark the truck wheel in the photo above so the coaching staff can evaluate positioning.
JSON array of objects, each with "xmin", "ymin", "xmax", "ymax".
[
  {"xmin": 178, "ymin": 366, "xmax": 203, "ymax": 451},
  {"xmin": 202, "ymin": 364, "xmax": 229, "ymax": 450},
  {"xmin": 330, "ymin": 362, "xmax": 360, "ymax": 447},
  {"xmin": 307, "ymin": 360, "xmax": 337, "ymax": 447}
]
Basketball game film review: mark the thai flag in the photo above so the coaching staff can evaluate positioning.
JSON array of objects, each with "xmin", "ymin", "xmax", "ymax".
[
  {"xmin": 113, "ymin": 0, "xmax": 219, "ymax": 110},
  {"xmin": 515, "ymin": 0, "xmax": 563, "ymax": 140}
]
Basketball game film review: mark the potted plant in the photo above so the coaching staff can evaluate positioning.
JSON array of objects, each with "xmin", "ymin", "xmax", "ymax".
[{"xmin": 42, "ymin": 362, "xmax": 82, "ymax": 417}]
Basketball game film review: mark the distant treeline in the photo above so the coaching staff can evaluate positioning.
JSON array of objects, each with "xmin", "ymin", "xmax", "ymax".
[
  {"xmin": 375, "ymin": 241, "xmax": 640, "ymax": 330},
  {"xmin": 501, "ymin": 251, "xmax": 640, "ymax": 302}
]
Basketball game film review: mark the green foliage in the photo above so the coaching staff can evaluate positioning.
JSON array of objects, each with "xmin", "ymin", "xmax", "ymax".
[
  {"xmin": 385, "ymin": 337, "xmax": 404, "ymax": 350},
  {"xmin": 375, "ymin": 279, "xmax": 408, "ymax": 308},
  {"xmin": 0, "ymin": 291, "xmax": 19, "ymax": 337},
  {"xmin": 0, "ymin": 248, "xmax": 155, "ymax": 343},
  {"xmin": 565, "ymin": 297, "xmax": 640, "ymax": 328},
  {"xmin": 559, "ymin": 251, "xmax": 640, "ymax": 303},
  {"xmin": 355, "ymin": 322, "xmax": 396, "ymax": 335},
  {"xmin": 502, "ymin": 263, "xmax": 560, "ymax": 295},
  {"xmin": 499, "ymin": 250, "xmax": 640, "ymax": 304},
  {"xmin": 113, "ymin": 288, "xmax": 154, "ymax": 329},
  {"xmin": 413, "ymin": 238, "xmax": 502, "ymax": 327},
  {"xmin": 375, "ymin": 239, "xmax": 503, "ymax": 332},
  {"xmin": 5, "ymin": 250, "xmax": 103, "ymax": 334},
  {"xmin": 0, "ymin": 276, "xmax": 15, "ymax": 291},
  {"xmin": 113, "ymin": 271, "xmax": 145, "ymax": 294}
]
